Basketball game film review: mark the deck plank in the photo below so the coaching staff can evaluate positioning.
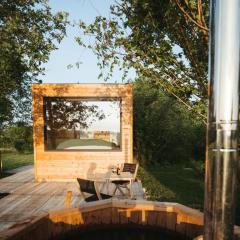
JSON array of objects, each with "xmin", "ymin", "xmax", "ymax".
[{"xmin": 0, "ymin": 166, "xmax": 145, "ymax": 231}]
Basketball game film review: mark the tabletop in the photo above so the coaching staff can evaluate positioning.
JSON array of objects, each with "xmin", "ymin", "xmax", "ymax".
[{"xmin": 104, "ymin": 171, "xmax": 134, "ymax": 181}]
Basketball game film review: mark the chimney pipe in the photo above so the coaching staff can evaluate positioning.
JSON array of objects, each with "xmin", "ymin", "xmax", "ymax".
[{"xmin": 204, "ymin": 0, "xmax": 240, "ymax": 239}]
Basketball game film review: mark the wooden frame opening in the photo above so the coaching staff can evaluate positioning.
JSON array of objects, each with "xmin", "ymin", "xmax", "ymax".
[{"xmin": 32, "ymin": 84, "xmax": 133, "ymax": 181}]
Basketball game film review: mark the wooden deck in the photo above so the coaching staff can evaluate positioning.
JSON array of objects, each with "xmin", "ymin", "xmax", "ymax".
[{"xmin": 0, "ymin": 167, "xmax": 145, "ymax": 231}]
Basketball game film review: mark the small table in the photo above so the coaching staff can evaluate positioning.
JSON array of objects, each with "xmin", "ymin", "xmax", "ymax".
[{"xmin": 104, "ymin": 172, "xmax": 134, "ymax": 198}]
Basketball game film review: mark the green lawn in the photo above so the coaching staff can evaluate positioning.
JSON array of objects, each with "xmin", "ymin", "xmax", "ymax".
[
  {"xmin": 57, "ymin": 139, "xmax": 116, "ymax": 149},
  {"xmin": 138, "ymin": 164, "xmax": 240, "ymax": 225},
  {"xmin": 138, "ymin": 164, "xmax": 204, "ymax": 209},
  {"xmin": 1, "ymin": 152, "xmax": 33, "ymax": 171}
]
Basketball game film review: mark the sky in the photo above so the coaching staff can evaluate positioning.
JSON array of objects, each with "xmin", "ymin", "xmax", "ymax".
[
  {"xmin": 41, "ymin": 0, "xmax": 131, "ymax": 84},
  {"xmin": 84, "ymin": 100, "xmax": 120, "ymax": 132},
  {"xmin": 41, "ymin": 1, "xmax": 124, "ymax": 133}
]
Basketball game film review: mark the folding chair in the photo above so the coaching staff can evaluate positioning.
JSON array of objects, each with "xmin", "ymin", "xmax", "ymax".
[
  {"xmin": 111, "ymin": 163, "xmax": 139, "ymax": 197},
  {"xmin": 77, "ymin": 178, "xmax": 112, "ymax": 202}
]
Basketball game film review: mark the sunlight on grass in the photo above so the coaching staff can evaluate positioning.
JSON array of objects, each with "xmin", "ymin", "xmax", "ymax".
[
  {"xmin": 138, "ymin": 165, "xmax": 204, "ymax": 210},
  {"xmin": 138, "ymin": 164, "xmax": 240, "ymax": 225},
  {"xmin": 138, "ymin": 167, "xmax": 176, "ymax": 201},
  {"xmin": 1, "ymin": 152, "xmax": 33, "ymax": 171}
]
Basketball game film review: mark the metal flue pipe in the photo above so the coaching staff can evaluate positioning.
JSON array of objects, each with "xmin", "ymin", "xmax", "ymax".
[{"xmin": 204, "ymin": 0, "xmax": 240, "ymax": 239}]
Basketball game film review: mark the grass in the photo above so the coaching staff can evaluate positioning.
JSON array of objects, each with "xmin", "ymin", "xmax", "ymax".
[
  {"xmin": 138, "ymin": 164, "xmax": 204, "ymax": 209},
  {"xmin": 138, "ymin": 164, "xmax": 240, "ymax": 225},
  {"xmin": 1, "ymin": 151, "xmax": 33, "ymax": 171},
  {"xmin": 57, "ymin": 139, "xmax": 116, "ymax": 149}
]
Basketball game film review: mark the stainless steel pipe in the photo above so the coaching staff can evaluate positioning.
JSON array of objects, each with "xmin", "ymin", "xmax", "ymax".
[{"xmin": 204, "ymin": 0, "xmax": 240, "ymax": 239}]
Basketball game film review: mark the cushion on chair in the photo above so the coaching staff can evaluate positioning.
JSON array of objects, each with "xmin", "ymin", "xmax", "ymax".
[
  {"xmin": 85, "ymin": 194, "xmax": 99, "ymax": 202},
  {"xmin": 111, "ymin": 180, "xmax": 130, "ymax": 185},
  {"xmin": 77, "ymin": 178, "xmax": 96, "ymax": 194},
  {"xmin": 100, "ymin": 193, "xmax": 112, "ymax": 199},
  {"xmin": 85, "ymin": 192, "xmax": 111, "ymax": 202},
  {"xmin": 122, "ymin": 163, "xmax": 137, "ymax": 174},
  {"xmin": 77, "ymin": 177, "xmax": 112, "ymax": 201}
]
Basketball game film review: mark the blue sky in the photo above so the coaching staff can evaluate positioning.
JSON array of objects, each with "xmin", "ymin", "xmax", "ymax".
[
  {"xmin": 41, "ymin": 0, "xmax": 130, "ymax": 84},
  {"xmin": 84, "ymin": 100, "xmax": 120, "ymax": 132}
]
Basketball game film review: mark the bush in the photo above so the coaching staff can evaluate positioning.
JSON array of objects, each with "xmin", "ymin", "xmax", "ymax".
[
  {"xmin": 189, "ymin": 159, "xmax": 205, "ymax": 178},
  {"xmin": 1, "ymin": 121, "xmax": 33, "ymax": 153},
  {"xmin": 14, "ymin": 139, "xmax": 27, "ymax": 153},
  {"xmin": 133, "ymin": 79, "xmax": 206, "ymax": 166}
]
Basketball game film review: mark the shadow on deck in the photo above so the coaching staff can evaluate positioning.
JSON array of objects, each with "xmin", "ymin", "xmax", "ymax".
[{"xmin": 0, "ymin": 167, "xmax": 145, "ymax": 231}]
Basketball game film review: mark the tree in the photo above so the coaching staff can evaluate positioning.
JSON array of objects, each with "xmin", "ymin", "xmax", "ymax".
[
  {"xmin": 0, "ymin": 0, "xmax": 68, "ymax": 125},
  {"xmin": 0, "ymin": 121, "xmax": 33, "ymax": 152},
  {"xmin": 77, "ymin": 0, "xmax": 209, "ymax": 122},
  {"xmin": 44, "ymin": 98, "xmax": 105, "ymax": 149},
  {"xmin": 133, "ymin": 78, "xmax": 205, "ymax": 165}
]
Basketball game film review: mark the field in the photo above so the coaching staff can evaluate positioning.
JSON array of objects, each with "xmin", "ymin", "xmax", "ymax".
[
  {"xmin": 56, "ymin": 139, "xmax": 117, "ymax": 149},
  {"xmin": 1, "ymin": 151, "xmax": 33, "ymax": 171},
  {"xmin": 138, "ymin": 164, "xmax": 240, "ymax": 225},
  {"xmin": 138, "ymin": 164, "xmax": 204, "ymax": 209}
]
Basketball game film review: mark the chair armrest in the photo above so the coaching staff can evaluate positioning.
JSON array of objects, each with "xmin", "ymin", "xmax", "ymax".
[{"xmin": 133, "ymin": 163, "xmax": 139, "ymax": 180}]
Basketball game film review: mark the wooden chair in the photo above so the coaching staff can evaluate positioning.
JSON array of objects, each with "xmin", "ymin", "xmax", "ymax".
[
  {"xmin": 111, "ymin": 163, "xmax": 139, "ymax": 197},
  {"xmin": 77, "ymin": 178, "xmax": 112, "ymax": 202},
  {"xmin": 122, "ymin": 163, "xmax": 139, "ymax": 178}
]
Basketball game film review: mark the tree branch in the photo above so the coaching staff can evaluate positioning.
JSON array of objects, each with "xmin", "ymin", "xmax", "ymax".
[
  {"xmin": 174, "ymin": 0, "xmax": 209, "ymax": 33},
  {"xmin": 154, "ymin": 78, "xmax": 207, "ymax": 124}
]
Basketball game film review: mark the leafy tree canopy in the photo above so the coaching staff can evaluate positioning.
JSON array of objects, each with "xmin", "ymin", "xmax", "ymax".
[
  {"xmin": 44, "ymin": 98, "xmax": 105, "ymax": 148},
  {"xmin": 133, "ymin": 78, "xmax": 205, "ymax": 165},
  {"xmin": 77, "ymin": 0, "xmax": 209, "ymax": 122},
  {"xmin": 0, "ymin": 0, "xmax": 68, "ymax": 125},
  {"xmin": 0, "ymin": 121, "xmax": 33, "ymax": 152},
  {"xmin": 45, "ymin": 98, "xmax": 105, "ymax": 132}
]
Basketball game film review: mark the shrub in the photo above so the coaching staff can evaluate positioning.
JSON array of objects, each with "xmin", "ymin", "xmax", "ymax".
[
  {"xmin": 1, "ymin": 122, "xmax": 33, "ymax": 152},
  {"xmin": 190, "ymin": 159, "xmax": 205, "ymax": 178},
  {"xmin": 133, "ymin": 79, "xmax": 206, "ymax": 166},
  {"xmin": 14, "ymin": 139, "xmax": 27, "ymax": 153}
]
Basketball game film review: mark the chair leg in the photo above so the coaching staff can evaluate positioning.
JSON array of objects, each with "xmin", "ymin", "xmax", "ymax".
[
  {"xmin": 117, "ymin": 185, "xmax": 125, "ymax": 195},
  {"xmin": 129, "ymin": 180, "xmax": 134, "ymax": 199},
  {"xmin": 119, "ymin": 183, "xmax": 133, "ymax": 198},
  {"xmin": 121, "ymin": 184, "xmax": 130, "ymax": 196},
  {"xmin": 113, "ymin": 185, "xmax": 118, "ymax": 196}
]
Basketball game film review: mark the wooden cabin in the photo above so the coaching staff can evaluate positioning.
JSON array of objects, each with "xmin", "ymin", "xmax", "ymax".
[{"xmin": 32, "ymin": 84, "xmax": 133, "ymax": 182}]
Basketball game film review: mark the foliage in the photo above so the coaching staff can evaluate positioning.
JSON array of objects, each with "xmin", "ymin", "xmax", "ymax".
[
  {"xmin": 138, "ymin": 164, "xmax": 204, "ymax": 209},
  {"xmin": 77, "ymin": 0, "xmax": 209, "ymax": 121},
  {"xmin": 189, "ymin": 159, "xmax": 205, "ymax": 178},
  {"xmin": 138, "ymin": 164, "xmax": 240, "ymax": 224},
  {"xmin": 44, "ymin": 98, "xmax": 105, "ymax": 148},
  {"xmin": 137, "ymin": 166, "xmax": 177, "ymax": 201},
  {"xmin": 0, "ymin": 121, "xmax": 33, "ymax": 152},
  {"xmin": 14, "ymin": 139, "xmax": 27, "ymax": 153},
  {"xmin": 45, "ymin": 98, "xmax": 105, "ymax": 130},
  {"xmin": 1, "ymin": 152, "xmax": 33, "ymax": 171},
  {"xmin": 133, "ymin": 78, "xmax": 205, "ymax": 165},
  {"xmin": 0, "ymin": 0, "xmax": 68, "ymax": 125}
]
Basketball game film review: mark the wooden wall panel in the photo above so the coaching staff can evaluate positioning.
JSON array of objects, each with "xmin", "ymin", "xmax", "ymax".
[{"xmin": 32, "ymin": 84, "xmax": 133, "ymax": 182}]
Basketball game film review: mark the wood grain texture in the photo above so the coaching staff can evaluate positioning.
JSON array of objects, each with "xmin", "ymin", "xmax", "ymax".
[
  {"xmin": 0, "ymin": 167, "xmax": 144, "ymax": 232},
  {"xmin": 0, "ymin": 199, "xmax": 204, "ymax": 240},
  {"xmin": 32, "ymin": 84, "xmax": 133, "ymax": 181},
  {"xmin": 0, "ymin": 170, "xmax": 239, "ymax": 240}
]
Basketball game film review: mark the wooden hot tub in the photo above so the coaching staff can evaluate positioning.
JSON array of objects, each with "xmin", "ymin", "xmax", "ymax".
[{"xmin": 0, "ymin": 199, "xmax": 239, "ymax": 240}]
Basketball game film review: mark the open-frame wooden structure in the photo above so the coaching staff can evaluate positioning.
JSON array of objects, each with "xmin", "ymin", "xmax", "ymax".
[{"xmin": 32, "ymin": 84, "xmax": 133, "ymax": 182}]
